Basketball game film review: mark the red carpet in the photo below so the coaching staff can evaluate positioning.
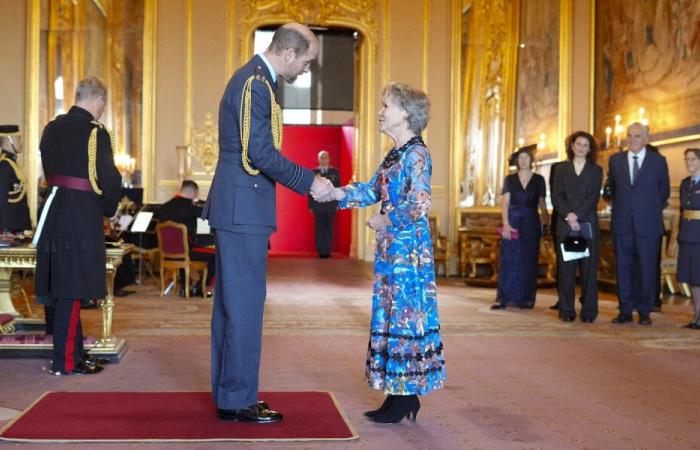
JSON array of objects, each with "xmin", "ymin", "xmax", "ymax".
[{"xmin": 0, "ymin": 391, "xmax": 357, "ymax": 442}]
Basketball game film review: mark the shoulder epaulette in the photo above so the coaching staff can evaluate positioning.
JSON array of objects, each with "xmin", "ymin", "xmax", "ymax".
[
  {"xmin": 87, "ymin": 120, "xmax": 115, "ymax": 195},
  {"xmin": 0, "ymin": 152, "xmax": 27, "ymax": 203}
]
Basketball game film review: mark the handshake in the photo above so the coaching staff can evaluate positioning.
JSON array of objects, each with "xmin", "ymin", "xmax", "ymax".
[{"xmin": 310, "ymin": 176, "xmax": 344, "ymax": 203}]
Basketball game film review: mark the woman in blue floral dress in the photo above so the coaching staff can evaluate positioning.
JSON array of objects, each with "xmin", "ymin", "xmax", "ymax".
[{"xmin": 323, "ymin": 83, "xmax": 445, "ymax": 423}]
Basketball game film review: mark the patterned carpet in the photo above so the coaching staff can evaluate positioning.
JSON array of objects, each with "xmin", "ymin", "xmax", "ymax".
[{"xmin": 2, "ymin": 257, "xmax": 700, "ymax": 449}]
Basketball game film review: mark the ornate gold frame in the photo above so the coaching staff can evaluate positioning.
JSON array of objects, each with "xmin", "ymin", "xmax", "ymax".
[{"xmin": 233, "ymin": 0, "xmax": 380, "ymax": 259}]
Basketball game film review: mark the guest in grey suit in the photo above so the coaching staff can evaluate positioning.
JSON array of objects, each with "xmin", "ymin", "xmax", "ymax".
[
  {"xmin": 202, "ymin": 23, "xmax": 333, "ymax": 423},
  {"xmin": 606, "ymin": 122, "xmax": 670, "ymax": 325},
  {"xmin": 308, "ymin": 150, "xmax": 341, "ymax": 258},
  {"xmin": 678, "ymin": 148, "xmax": 700, "ymax": 329},
  {"xmin": 552, "ymin": 131, "xmax": 603, "ymax": 323}
]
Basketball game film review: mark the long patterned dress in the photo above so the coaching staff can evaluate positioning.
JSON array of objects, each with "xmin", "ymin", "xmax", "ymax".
[{"xmin": 338, "ymin": 136, "xmax": 445, "ymax": 396}]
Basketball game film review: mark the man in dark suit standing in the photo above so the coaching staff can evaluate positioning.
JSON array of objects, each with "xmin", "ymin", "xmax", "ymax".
[
  {"xmin": 203, "ymin": 23, "xmax": 333, "ymax": 423},
  {"xmin": 35, "ymin": 77, "xmax": 122, "ymax": 374},
  {"xmin": 607, "ymin": 122, "xmax": 670, "ymax": 325},
  {"xmin": 308, "ymin": 150, "xmax": 340, "ymax": 258}
]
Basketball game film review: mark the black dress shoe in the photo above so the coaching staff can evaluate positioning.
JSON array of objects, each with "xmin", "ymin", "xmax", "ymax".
[
  {"xmin": 549, "ymin": 301, "xmax": 560, "ymax": 310},
  {"xmin": 581, "ymin": 317, "xmax": 595, "ymax": 323},
  {"xmin": 612, "ymin": 314, "xmax": 633, "ymax": 324},
  {"xmin": 84, "ymin": 354, "xmax": 109, "ymax": 366},
  {"xmin": 638, "ymin": 315, "xmax": 652, "ymax": 325},
  {"xmin": 683, "ymin": 322, "xmax": 700, "ymax": 329},
  {"xmin": 652, "ymin": 305, "xmax": 662, "ymax": 312},
  {"xmin": 48, "ymin": 361, "xmax": 104, "ymax": 376},
  {"xmin": 490, "ymin": 303, "xmax": 506, "ymax": 310},
  {"xmin": 561, "ymin": 315, "xmax": 575, "ymax": 322},
  {"xmin": 217, "ymin": 403, "xmax": 283, "ymax": 423}
]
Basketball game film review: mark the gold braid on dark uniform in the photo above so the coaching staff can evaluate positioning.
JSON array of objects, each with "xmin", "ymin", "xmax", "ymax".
[
  {"xmin": 239, "ymin": 74, "xmax": 283, "ymax": 176},
  {"xmin": 88, "ymin": 120, "xmax": 115, "ymax": 195},
  {"xmin": 0, "ymin": 153, "xmax": 27, "ymax": 203}
]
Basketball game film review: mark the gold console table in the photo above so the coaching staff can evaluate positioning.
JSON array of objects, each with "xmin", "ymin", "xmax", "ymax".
[{"xmin": 0, "ymin": 243, "xmax": 133, "ymax": 360}]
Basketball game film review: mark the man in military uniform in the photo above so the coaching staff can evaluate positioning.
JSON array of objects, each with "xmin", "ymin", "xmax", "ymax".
[
  {"xmin": 203, "ymin": 23, "xmax": 334, "ymax": 423},
  {"xmin": 35, "ymin": 77, "xmax": 122, "ymax": 375},
  {"xmin": 308, "ymin": 150, "xmax": 341, "ymax": 258},
  {"xmin": 0, "ymin": 125, "xmax": 31, "ymax": 233}
]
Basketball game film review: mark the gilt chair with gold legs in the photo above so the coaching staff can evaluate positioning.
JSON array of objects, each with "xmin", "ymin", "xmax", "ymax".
[{"xmin": 156, "ymin": 221, "xmax": 208, "ymax": 299}]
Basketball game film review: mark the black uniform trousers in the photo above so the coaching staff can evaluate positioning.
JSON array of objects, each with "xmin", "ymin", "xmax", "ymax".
[
  {"xmin": 52, "ymin": 299, "xmax": 85, "ymax": 372},
  {"xmin": 556, "ymin": 238, "xmax": 599, "ymax": 319},
  {"xmin": 211, "ymin": 230, "xmax": 268, "ymax": 409},
  {"xmin": 314, "ymin": 211, "xmax": 335, "ymax": 257}
]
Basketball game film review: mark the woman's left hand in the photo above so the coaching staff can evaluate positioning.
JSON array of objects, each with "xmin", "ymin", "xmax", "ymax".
[{"xmin": 367, "ymin": 212, "xmax": 391, "ymax": 232}]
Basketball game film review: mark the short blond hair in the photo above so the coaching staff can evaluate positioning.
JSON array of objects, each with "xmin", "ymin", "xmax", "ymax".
[{"xmin": 382, "ymin": 83, "xmax": 430, "ymax": 134}]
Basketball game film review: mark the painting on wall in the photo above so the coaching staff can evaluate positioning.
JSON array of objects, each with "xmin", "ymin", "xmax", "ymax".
[
  {"xmin": 514, "ymin": 0, "xmax": 560, "ymax": 161},
  {"xmin": 595, "ymin": 0, "xmax": 700, "ymax": 145}
]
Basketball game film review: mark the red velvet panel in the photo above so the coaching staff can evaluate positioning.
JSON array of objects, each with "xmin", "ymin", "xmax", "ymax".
[{"xmin": 269, "ymin": 125, "xmax": 353, "ymax": 256}]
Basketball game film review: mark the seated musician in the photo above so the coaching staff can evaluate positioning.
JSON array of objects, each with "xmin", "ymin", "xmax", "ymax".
[{"xmin": 155, "ymin": 180, "xmax": 214, "ymax": 297}]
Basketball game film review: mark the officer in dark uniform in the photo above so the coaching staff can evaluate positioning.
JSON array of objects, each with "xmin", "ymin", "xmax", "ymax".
[
  {"xmin": 35, "ymin": 77, "xmax": 122, "ymax": 375},
  {"xmin": 678, "ymin": 148, "xmax": 700, "ymax": 328},
  {"xmin": 203, "ymin": 23, "xmax": 333, "ymax": 423},
  {"xmin": 0, "ymin": 125, "xmax": 31, "ymax": 233},
  {"xmin": 308, "ymin": 150, "xmax": 341, "ymax": 258}
]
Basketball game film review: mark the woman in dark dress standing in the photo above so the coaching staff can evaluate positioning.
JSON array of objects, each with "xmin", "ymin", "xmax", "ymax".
[
  {"xmin": 678, "ymin": 148, "xmax": 700, "ymax": 329},
  {"xmin": 492, "ymin": 146, "xmax": 549, "ymax": 309}
]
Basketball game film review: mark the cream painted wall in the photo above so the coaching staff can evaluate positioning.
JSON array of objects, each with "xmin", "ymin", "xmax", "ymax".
[{"xmin": 0, "ymin": 0, "xmax": 26, "ymax": 131}]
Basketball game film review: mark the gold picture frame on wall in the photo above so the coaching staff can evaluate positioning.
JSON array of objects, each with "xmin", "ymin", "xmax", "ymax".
[
  {"xmin": 513, "ymin": 0, "xmax": 561, "ymax": 162},
  {"xmin": 594, "ymin": 0, "xmax": 700, "ymax": 147}
]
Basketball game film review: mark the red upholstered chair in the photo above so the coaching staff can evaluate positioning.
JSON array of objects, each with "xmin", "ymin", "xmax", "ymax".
[{"xmin": 156, "ymin": 221, "xmax": 208, "ymax": 299}]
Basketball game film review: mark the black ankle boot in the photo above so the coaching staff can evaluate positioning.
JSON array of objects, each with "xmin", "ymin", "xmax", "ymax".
[
  {"xmin": 370, "ymin": 395, "xmax": 420, "ymax": 423},
  {"xmin": 363, "ymin": 395, "xmax": 395, "ymax": 418}
]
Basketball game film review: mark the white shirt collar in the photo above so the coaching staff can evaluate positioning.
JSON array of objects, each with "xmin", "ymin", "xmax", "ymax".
[
  {"xmin": 257, "ymin": 53, "xmax": 277, "ymax": 83},
  {"xmin": 629, "ymin": 146, "xmax": 647, "ymax": 164}
]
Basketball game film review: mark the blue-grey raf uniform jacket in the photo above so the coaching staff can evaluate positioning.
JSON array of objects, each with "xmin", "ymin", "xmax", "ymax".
[{"xmin": 203, "ymin": 55, "xmax": 315, "ymax": 235}]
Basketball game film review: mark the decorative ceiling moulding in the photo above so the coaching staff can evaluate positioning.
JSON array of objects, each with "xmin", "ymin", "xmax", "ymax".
[{"xmin": 238, "ymin": 0, "xmax": 379, "ymax": 61}]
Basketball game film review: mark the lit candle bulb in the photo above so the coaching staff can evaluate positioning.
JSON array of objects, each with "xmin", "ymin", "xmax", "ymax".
[
  {"xmin": 605, "ymin": 126, "xmax": 612, "ymax": 148},
  {"xmin": 538, "ymin": 133, "xmax": 546, "ymax": 150},
  {"xmin": 639, "ymin": 107, "xmax": 645, "ymax": 120},
  {"xmin": 518, "ymin": 137, "xmax": 525, "ymax": 147}
]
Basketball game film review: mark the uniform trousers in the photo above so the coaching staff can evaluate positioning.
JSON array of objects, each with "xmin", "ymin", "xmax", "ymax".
[
  {"xmin": 613, "ymin": 233, "xmax": 661, "ymax": 316},
  {"xmin": 314, "ymin": 211, "xmax": 335, "ymax": 257},
  {"xmin": 211, "ymin": 230, "xmax": 268, "ymax": 410},
  {"xmin": 52, "ymin": 299, "xmax": 84, "ymax": 372}
]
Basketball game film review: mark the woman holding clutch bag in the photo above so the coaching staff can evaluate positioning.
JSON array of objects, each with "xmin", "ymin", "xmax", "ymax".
[
  {"xmin": 492, "ymin": 146, "xmax": 548, "ymax": 310},
  {"xmin": 552, "ymin": 131, "xmax": 603, "ymax": 322}
]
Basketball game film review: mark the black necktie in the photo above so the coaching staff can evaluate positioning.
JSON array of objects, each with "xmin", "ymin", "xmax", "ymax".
[{"xmin": 632, "ymin": 156, "xmax": 640, "ymax": 185}]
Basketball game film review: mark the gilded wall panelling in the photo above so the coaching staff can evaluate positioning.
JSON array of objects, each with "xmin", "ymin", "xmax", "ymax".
[
  {"xmin": 25, "ymin": 0, "xmax": 41, "ymax": 222},
  {"xmin": 141, "ymin": 0, "xmax": 157, "ymax": 201}
]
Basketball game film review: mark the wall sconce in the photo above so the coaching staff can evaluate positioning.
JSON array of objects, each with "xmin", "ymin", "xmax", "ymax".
[{"xmin": 114, "ymin": 153, "xmax": 136, "ymax": 187}]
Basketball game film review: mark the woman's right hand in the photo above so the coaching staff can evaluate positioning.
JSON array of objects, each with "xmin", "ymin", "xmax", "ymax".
[{"xmin": 501, "ymin": 223, "xmax": 514, "ymax": 240}]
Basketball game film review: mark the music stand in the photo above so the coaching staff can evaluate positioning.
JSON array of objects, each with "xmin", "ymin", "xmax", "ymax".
[{"xmin": 130, "ymin": 210, "xmax": 154, "ymax": 285}]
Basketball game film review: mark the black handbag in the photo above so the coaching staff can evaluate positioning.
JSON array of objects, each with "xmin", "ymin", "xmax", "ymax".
[{"xmin": 563, "ymin": 235, "xmax": 588, "ymax": 252}]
